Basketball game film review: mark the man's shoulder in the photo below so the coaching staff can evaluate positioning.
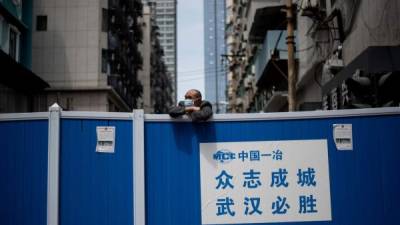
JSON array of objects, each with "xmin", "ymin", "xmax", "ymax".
[{"xmin": 200, "ymin": 100, "xmax": 212, "ymax": 108}]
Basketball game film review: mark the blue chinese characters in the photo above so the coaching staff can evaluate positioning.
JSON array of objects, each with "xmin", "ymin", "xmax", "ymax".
[{"xmin": 213, "ymin": 147, "xmax": 319, "ymax": 218}]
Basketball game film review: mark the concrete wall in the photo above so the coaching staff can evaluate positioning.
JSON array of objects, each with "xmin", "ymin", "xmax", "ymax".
[
  {"xmin": 341, "ymin": 0, "xmax": 400, "ymax": 64},
  {"xmin": 45, "ymin": 90, "xmax": 109, "ymax": 111},
  {"xmin": 30, "ymin": 0, "xmax": 125, "ymax": 112},
  {"xmin": 32, "ymin": 0, "xmax": 105, "ymax": 89}
]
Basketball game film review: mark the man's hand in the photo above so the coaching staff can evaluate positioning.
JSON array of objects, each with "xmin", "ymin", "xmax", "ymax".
[{"xmin": 185, "ymin": 106, "xmax": 200, "ymax": 113}]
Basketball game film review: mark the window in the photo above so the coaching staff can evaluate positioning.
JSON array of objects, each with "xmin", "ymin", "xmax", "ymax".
[
  {"xmin": 101, "ymin": 49, "xmax": 108, "ymax": 73},
  {"xmin": 36, "ymin": 15, "xmax": 47, "ymax": 31},
  {"xmin": 0, "ymin": 16, "xmax": 4, "ymax": 49},
  {"xmin": 9, "ymin": 27, "xmax": 19, "ymax": 61},
  {"xmin": 320, "ymin": 0, "xmax": 327, "ymax": 10},
  {"xmin": 161, "ymin": 27, "xmax": 172, "ymax": 32},
  {"xmin": 65, "ymin": 97, "xmax": 74, "ymax": 111},
  {"xmin": 102, "ymin": 9, "xmax": 108, "ymax": 32},
  {"xmin": 0, "ymin": 18, "xmax": 10, "ymax": 53}
]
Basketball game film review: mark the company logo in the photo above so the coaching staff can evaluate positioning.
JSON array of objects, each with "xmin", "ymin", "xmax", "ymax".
[{"xmin": 213, "ymin": 149, "xmax": 235, "ymax": 163}]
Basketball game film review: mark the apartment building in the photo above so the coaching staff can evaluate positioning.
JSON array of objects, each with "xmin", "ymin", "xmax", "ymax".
[
  {"xmin": 226, "ymin": 0, "xmax": 293, "ymax": 112},
  {"xmin": 138, "ymin": 2, "xmax": 173, "ymax": 113},
  {"xmin": 32, "ymin": 0, "xmax": 143, "ymax": 111},
  {"xmin": 0, "ymin": 0, "xmax": 49, "ymax": 112},
  {"xmin": 143, "ymin": 0, "xmax": 177, "ymax": 104},
  {"xmin": 226, "ymin": 0, "xmax": 400, "ymax": 112}
]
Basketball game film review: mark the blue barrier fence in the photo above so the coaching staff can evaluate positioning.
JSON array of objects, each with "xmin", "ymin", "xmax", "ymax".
[
  {"xmin": 1, "ymin": 106, "xmax": 400, "ymax": 225},
  {"xmin": 60, "ymin": 119, "xmax": 134, "ymax": 225},
  {"xmin": 0, "ymin": 119, "xmax": 48, "ymax": 225},
  {"xmin": 145, "ymin": 114, "xmax": 400, "ymax": 225}
]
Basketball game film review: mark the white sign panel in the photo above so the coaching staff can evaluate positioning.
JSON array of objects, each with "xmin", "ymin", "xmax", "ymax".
[
  {"xmin": 200, "ymin": 140, "xmax": 331, "ymax": 224},
  {"xmin": 96, "ymin": 126, "xmax": 115, "ymax": 153},
  {"xmin": 333, "ymin": 124, "xmax": 353, "ymax": 151}
]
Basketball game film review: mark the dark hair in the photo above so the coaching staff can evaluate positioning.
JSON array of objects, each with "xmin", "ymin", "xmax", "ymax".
[{"xmin": 192, "ymin": 89, "xmax": 202, "ymax": 99}]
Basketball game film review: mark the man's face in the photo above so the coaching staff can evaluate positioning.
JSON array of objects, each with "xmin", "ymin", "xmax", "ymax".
[{"xmin": 185, "ymin": 91, "xmax": 201, "ymax": 106}]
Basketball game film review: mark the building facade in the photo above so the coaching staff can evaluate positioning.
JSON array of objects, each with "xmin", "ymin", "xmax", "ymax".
[
  {"xmin": 226, "ymin": 0, "xmax": 252, "ymax": 113},
  {"xmin": 31, "ymin": 0, "xmax": 143, "ymax": 112},
  {"xmin": 299, "ymin": 0, "xmax": 400, "ymax": 110},
  {"xmin": 0, "ymin": 0, "xmax": 49, "ymax": 112},
  {"xmin": 204, "ymin": 0, "xmax": 226, "ymax": 113},
  {"xmin": 226, "ymin": 0, "xmax": 292, "ymax": 113},
  {"xmin": 226, "ymin": 0, "xmax": 400, "ymax": 112},
  {"xmin": 138, "ymin": 2, "xmax": 173, "ymax": 113},
  {"xmin": 143, "ymin": 0, "xmax": 177, "ymax": 104}
]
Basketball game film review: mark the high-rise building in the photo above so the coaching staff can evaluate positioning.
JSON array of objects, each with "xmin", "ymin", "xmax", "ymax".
[
  {"xmin": 204, "ymin": 0, "xmax": 226, "ymax": 113},
  {"xmin": 138, "ymin": 2, "xmax": 173, "ymax": 113},
  {"xmin": 143, "ymin": 0, "xmax": 177, "ymax": 104},
  {"xmin": 0, "ymin": 0, "xmax": 49, "ymax": 112},
  {"xmin": 31, "ymin": 0, "xmax": 144, "ymax": 112},
  {"xmin": 226, "ymin": 0, "xmax": 291, "ymax": 113}
]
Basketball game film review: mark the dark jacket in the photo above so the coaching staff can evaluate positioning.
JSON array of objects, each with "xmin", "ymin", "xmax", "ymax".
[{"xmin": 169, "ymin": 100, "xmax": 213, "ymax": 122}]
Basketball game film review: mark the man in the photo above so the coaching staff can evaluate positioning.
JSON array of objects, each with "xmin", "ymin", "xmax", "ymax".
[{"xmin": 169, "ymin": 89, "xmax": 213, "ymax": 122}]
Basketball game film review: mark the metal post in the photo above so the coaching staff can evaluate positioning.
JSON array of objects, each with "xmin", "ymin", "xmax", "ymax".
[
  {"xmin": 47, "ymin": 103, "xmax": 61, "ymax": 225},
  {"xmin": 133, "ymin": 110, "xmax": 145, "ymax": 225},
  {"xmin": 286, "ymin": 0, "xmax": 297, "ymax": 111},
  {"xmin": 214, "ymin": 0, "xmax": 219, "ymax": 113}
]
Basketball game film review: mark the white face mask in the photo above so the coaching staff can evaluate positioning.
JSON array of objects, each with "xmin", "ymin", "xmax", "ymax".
[{"xmin": 183, "ymin": 99, "xmax": 194, "ymax": 107}]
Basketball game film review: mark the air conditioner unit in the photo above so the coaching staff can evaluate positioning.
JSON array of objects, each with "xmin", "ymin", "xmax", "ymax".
[
  {"xmin": 236, "ymin": 97, "xmax": 243, "ymax": 105},
  {"xmin": 251, "ymin": 65, "xmax": 255, "ymax": 74}
]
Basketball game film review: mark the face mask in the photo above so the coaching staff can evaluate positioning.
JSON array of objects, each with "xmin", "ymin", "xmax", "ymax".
[{"xmin": 183, "ymin": 99, "xmax": 194, "ymax": 107}]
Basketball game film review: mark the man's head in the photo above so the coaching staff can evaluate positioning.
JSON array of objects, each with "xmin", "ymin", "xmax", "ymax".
[{"xmin": 185, "ymin": 89, "xmax": 202, "ymax": 106}]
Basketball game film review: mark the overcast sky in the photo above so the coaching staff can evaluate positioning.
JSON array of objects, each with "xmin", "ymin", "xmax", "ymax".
[{"xmin": 177, "ymin": 0, "xmax": 205, "ymax": 101}]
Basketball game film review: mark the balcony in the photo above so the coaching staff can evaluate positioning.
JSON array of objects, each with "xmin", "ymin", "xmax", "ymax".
[
  {"xmin": 254, "ymin": 30, "xmax": 290, "ymax": 89},
  {"xmin": 105, "ymin": 0, "xmax": 144, "ymax": 109},
  {"xmin": 251, "ymin": 30, "xmax": 300, "ymax": 112},
  {"xmin": 246, "ymin": 0, "xmax": 296, "ymax": 43},
  {"xmin": 264, "ymin": 91, "xmax": 288, "ymax": 112},
  {"xmin": 0, "ymin": 50, "xmax": 49, "ymax": 93}
]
